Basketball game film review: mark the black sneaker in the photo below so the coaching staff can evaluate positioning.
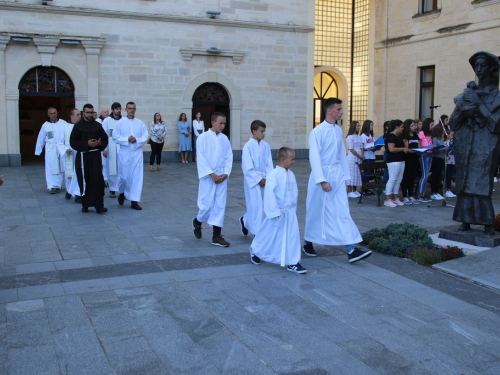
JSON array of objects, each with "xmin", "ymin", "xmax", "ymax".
[
  {"xmin": 239, "ymin": 216, "xmax": 248, "ymax": 236},
  {"xmin": 74, "ymin": 196, "xmax": 82, "ymax": 203},
  {"xmin": 81, "ymin": 206, "xmax": 89, "ymax": 213},
  {"xmin": 250, "ymin": 248, "xmax": 261, "ymax": 265},
  {"xmin": 49, "ymin": 188, "xmax": 58, "ymax": 194},
  {"xmin": 287, "ymin": 263, "xmax": 307, "ymax": 274},
  {"xmin": 109, "ymin": 191, "xmax": 116, "ymax": 198},
  {"xmin": 348, "ymin": 248, "xmax": 372, "ymax": 263},
  {"xmin": 193, "ymin": 217, "xmax": 202, "ymax": 239},
  {"xmin": 65, "ymin": 192, "xmax": 71, "ymax": 199},
  {"xmin": 118, "ymin": 193, "xmax": 125, "ymax": 205},
  {"xmin": 131, "ymin": 201, "xmax": 142, "ymax": 210},
  {"xmin": 96, "ymin": 206, "xmax": 108, "ymax": 214},
  {"xmin": 212, "ymin": 234, "xmax": 230, "ymax": 247},
  {"xmin": 303, "ymin": 241, "xmax": 317, "ymax": 257}
]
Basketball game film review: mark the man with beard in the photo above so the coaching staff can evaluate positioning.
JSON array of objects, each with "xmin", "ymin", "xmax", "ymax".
[
  {"xmin": 102, "ymin": 103, "xmax": 122, "ymax": 198},
  {"xmin": 58, "ymin": 108, "xmax": 81, "ymax": 202},
  {"xmin": 35, "ymin": 107, "xmax": 66, "ymax": 193},
  {"xmin": 70, "ymin": 103, "xmax": 109, "ymax": 213},
  {"xmin": 113, "ymin": 102, "xmax": 148, "ymax": 210}
]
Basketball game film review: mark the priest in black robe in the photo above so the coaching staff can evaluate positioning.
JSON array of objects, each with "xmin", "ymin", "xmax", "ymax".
[{"xmin": 70, "ymin": 103, "xmax": 109, "ymax": 213}]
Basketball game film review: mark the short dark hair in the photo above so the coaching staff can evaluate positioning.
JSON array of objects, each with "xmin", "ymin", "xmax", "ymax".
[
  {"xmin": 69, "ymin": 108, "xmax": 79, "ymax": 117},
  {"xmin": 277, "ymin": 147, "xmax": 294, "ymax": 160},
  {"xmin": 111, "ymin": 102, "xmax": 121, "ymax": 110},
  {"xmin": 251, "ymin": 120, "xmax": 266, "ymax": 133},
  {"xmin": 125, "ymin": 102, "xmax": 135, "ymax": 108},
  {"xmin": 323, "ymin": 97, "xmax": 342, "ymax": 116},
  {"xmin": 211, "ymin": 112, "xmax": 226, "ymax": 123},
  {"xmin": 83, "ymin": 103, "xmax": 93, "ymax": 111}
]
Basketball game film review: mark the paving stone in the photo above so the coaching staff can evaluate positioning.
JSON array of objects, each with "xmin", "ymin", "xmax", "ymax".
[
  {"xmin": 15, "ymin": 262, "xmax": 56, "ymax": 275},
  {"xmin": 8, "ymin": 345, "xmax": 60, "ymax": 375},
  {"xmin": 17, "ymin": 284, "xmax": 66, "ymax": 301}
]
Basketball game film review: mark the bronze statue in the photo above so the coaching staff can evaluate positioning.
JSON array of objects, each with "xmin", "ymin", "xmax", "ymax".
[{"xmin": 449, "ymin": 51, "xmax": 500, "ymax": 235}]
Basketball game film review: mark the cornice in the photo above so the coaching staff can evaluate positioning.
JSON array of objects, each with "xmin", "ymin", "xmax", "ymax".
[{"xmin": 0, "ymin": 2, "xmax": 314, "ymax": 33}]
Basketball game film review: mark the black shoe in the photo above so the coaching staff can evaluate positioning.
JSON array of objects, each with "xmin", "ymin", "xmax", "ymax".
[
  {"xmin": 131, "ymin": 202, "xmax": 142, "ymax": 210},
  {"xmin": 287, "ymin": 263, "xmax": 307, "ymax": 274},
  {"xmin": 49, "ymin": 188, "xmax": 58, "ymax": 194},
  {"xmin": 193, "ymin": 218, "xmax": 202, "ymax": 239},
  {"xmin": 212, "ymin": 234, "xmax": 230, "ymax": 247},
  {"xmin": 65, "ymin": 192, "xmax": 71, "ymax": 199},
  {"xmin": 81, "ymin": 206, "xmax": 89, "ymax": 213},
  {"xmin": 118, "ymin": 193, "xmax": 125, "ymax": 205},
  {"xmin": 348, "ymin": 247, "xmax": 372, "ymax": 263},
  {"xmin": 250, "ymin": 248, "xmax": 261, "ymax": 265},
  {"xmin": 303, "ymin": 241, "xmax": 317, "ymax": 257},
  {"xmin": 74, "ymin": 196, "xmax": 82, "ymax": 203},
  {"xmin": 96, "ymin": 206, "xmax": 108, "ymax": 214},
  {"xmin": 109, "ymin": 191, "xmax": 116, "ymax": 198},
  {"xmin": 239, "ymin": 216, "xmax": 248, "ymax": 236}
]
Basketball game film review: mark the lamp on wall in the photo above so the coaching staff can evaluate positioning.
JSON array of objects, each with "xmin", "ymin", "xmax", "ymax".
[
  {"xmin": 206, "ymin": 10, "xmax": 221, "ymax": 19},
  {"xmin": 61, "ymin": 39, "xmax": 80, "ymax": 45},
  {"xmin": 42, "ymin": 0, "xmax": 53, "ymax": 5},
  {"xmin": 206, "ymin": 47, "xmax": 223, "ymax": 53},
  {"xmin": 12, "ymin": 37, "xmax": 31, "ymax": 42}
]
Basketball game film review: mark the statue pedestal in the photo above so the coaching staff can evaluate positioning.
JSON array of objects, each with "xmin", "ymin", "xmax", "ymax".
[{"xmin": 439, "ymin": 226, "xmax": 500, "ymax": 247}]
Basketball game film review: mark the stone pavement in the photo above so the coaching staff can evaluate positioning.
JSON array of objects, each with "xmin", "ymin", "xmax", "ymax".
[{"xmin": 1, "ymin": 160, "xmax": 500, "ymax": 374}]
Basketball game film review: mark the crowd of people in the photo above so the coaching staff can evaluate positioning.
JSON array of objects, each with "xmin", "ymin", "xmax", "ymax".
[{"xmin": 345, "ymin": 114, "xmax": 457, "ymax": 208}]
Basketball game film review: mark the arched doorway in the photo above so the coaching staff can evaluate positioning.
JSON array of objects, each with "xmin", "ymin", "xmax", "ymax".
[
  {"xmin": 313, "ymin": 71, "xmax": 338, "ymax": 127},
  {"xmin": 18, "ymin": 66, "xmax": 75, "ymax": 164},
  {"xmin": 191, "ymin": 82, "xmax": 230, "ymax": 145}
]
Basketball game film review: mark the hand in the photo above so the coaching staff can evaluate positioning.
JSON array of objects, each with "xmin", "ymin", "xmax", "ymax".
[
  {"xmin": 102, "ymin": 150, "xmax": 108, "ymax": 158},
  {"xmin": 259, "ymin": 178, "xmax": 266, "ymax": 187},
  {"xmin": 66, "ymin": 149, "xmax": 72, "ymax": 154},
  {"xmin": 184, "ymin": 133, "xmax": 189, "ymax": 137},
  {"xmin": 95, "ymin": 138, "xmax": 102, "ymax": 146},
  {"xmin": 210, "ymin": 173, "xmax": 227, "ymax": 184},
  {"xmin": 158, "ymin": 136, "xmax": 163, "ymax": 141},
  {"xmin": 320, "ymin": 181, "xmax": 332, "ymax": 192},
  {"xmin": 0, "ymin": 175, "xmax": 3, "ymax": 186},
  {"xmin": 128, "ymin": 135, "xmax": 136, "ymax": 143},
  {"xmin": 88, "ymin": 139, "xmax": 97, "ymax": 147}
]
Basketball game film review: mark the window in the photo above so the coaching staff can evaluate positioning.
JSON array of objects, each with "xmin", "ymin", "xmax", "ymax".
[
  {"xmin": 421, "ymin": 0, "xmax": 438, "ymax": 13},
  {"xmin": 419, "ymin": 66, "xmax": 435, "ymax": 119},
  {"xmin": 313, "ymin": 72, "xmax": 338, "ymax": 127}
]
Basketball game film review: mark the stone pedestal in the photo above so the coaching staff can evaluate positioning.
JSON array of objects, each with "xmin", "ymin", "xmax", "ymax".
[{"xmin": 439, "ymin": 225, "xmax": 500, "ymax": 247}]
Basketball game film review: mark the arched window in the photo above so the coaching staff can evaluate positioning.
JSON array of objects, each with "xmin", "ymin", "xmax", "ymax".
[
  {"xmin": 19, "ymin": 67, "xmax": 75, "ymax": 96},
  {"xmin": 313, "ymin": 71, "xmax": 338, "ymax": 127}
]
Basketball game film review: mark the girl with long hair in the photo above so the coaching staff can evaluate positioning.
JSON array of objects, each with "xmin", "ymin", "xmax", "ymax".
[
  {"xmin": 416, "ymin": 118, "xmax": 434, "ymax": 202},
  {"xmin": 149, "ymin": 112, "xmax": 166, "ymax": 171},
  {"xmin": 400, "ymin": 119, "xmax": 420, "ymax": 204},
  {"xmin": 383, "ymin": 120, "xmax": 407, "ymax": 207},
  {"xmin": 178, "ymin": 112, "xmax": 192, "ymax": 163},
  {"xmin": 360, "ymin": 120, "xmax": 375, "ymax": 195},
  {"xmin": 346, "ymin": 121, "xmax": 363, "ymax": 197},
  {"xmin": 429, "ymin": 124, "xmax": 448, "ymax": 200},
  {"xmin": 192, "ymin": 112, "xmax": 204, "ymax": 162}
]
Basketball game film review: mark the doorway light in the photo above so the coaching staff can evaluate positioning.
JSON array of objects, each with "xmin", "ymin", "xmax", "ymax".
[
  {"xmin": 61, "ymin": 40, "xmax": 80, "ymax": 45},
  {"xmin": 12, "ymin": 37, "xmax": 31, "ymax": 42}
]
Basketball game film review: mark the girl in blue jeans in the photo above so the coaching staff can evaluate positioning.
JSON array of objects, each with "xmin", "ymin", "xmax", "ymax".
[{"xmin": 417, "ymin": 118, "xmax": 434, "ymax": 202}]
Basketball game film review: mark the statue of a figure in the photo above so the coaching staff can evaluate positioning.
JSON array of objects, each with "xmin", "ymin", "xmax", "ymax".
[{"xmin": 450, "ymin": 51, "xmax": 500, "ymax": 235}]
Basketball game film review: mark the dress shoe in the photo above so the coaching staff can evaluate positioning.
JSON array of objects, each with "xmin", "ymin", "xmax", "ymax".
[
  {"xmin": 81, "ymin": 206, "xmax": 89, "ymax": 213},
  {"xmin": 118, "ymin": 193, "xmax": 125, "ymax": 205},
  {"xmin": 96, "ymin": 206, "xmax": 108, "ymax": 214},
  {"xmin": 131, "ymin": 201, "xmax": 142, "ymax": 210},
  {"xmin": 109, "ymin": 191, "xmax": 116, "ymax": 198},
  {"xmin": 74, "ymin": 196, "xmax": 82, "ymax": 203},
  {"xmin": 65, "ymin": 192, "xmax": 71, "ymax": 199}
]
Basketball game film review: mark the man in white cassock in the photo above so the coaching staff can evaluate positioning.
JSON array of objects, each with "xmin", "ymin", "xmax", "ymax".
[
  {"xmin": 303, "ymin": 97, "xmax": 372, "ymax": 263},
  {"xmin": 96, "ymin": 106, "xmax": 110, "ymax": 186},
  {"xmin": 58, "ymin": 108, "xmax": 81, "ymax": 201},
  {"xmin": 35, "ymin": 107, "xmax": 66, "ymax": 194},
  {"xmin": 192, "ymin": 112, "xmax": 233, "ymax": 247},
  {"xmin": 102, "ymin": 102, "xmax": 122, "ymax": 198},
  {"xmin": 249, "ymin": 148, "xmax": 306, "ymax": 274},
  {"xmin": 239, "ymin": 120, "xmax": 274, "ymax": 236},
  {"xmin": 112, "ymin": 102, "xmax": 148, "ymax": 210}
]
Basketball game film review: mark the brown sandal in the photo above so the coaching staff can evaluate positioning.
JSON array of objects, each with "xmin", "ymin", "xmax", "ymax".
[
  {"xmin": 149, "ymin": 166, "xmax": 155, "ymax": 172},
  {"xmin": 157, "ymin": 165, "xmax": 162, "ymax": 171}
]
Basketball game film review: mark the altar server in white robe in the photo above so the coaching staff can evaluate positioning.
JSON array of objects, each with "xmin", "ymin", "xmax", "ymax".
[
  {"xmin": 249, "ymin": 148, "xmax": 306, "ymax": 274},
  {"xmin": 240, "ymin": 120, "xmax": 274, "ymax": 236},
  {"xmin": 304, "ymin": 97, "xmax": 372, "ymax": 264},
  {"xmin": 102, "ymin": 102, "xmax": 122, "ymax": 198},
  {"xmin": 57, "ymin": 108, "xmax": 81, "ymax": 200},
  {"xmin": 35, "ymin": 107, "xmax": 66, "ymax": 193},
  {"xmin": 112, "ymin": 102, "xmax": 148, "ymax": 210},
  {"xmin": 192, "ymin": 112, "xmax": 233, "ymax": 247}
]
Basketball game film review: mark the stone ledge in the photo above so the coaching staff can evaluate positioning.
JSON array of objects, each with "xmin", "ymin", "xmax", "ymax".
[{"xmin": 439, "ymin": 225, "xmax": 500, "ymax": 247}]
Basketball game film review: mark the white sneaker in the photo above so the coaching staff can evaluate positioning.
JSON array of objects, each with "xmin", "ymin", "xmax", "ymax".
[
  {"xmin": 347, "ymin": 192, "xmax": 358, "ymax": 198},
  {"xmin": 354, "ymin": 191, "xmax": 361, "ymax": 197},
  {"xmin": 401, "ymin": 197, "xmax": 412, "ymax": 205},
  {"xmin": 431, "ymin": 194, "xmax": 444, "ymax": 200},
  {"xmin": 444, "ymin": 191, "xmax": 456, "ymax": 198},
  {"xmin": 392, "ymin": 198, "xmax": 404, "ymax": 206},
  {"xmin": 495, "ymin": 177, "xmax": 498, "ymax": 183},
  {"xmin": 437, "ymin": 193, "xmax": 445, "ymax": 199},
  {"xmin": 409, "ymin": 197, "xmax": 420, "ymax": 205}
]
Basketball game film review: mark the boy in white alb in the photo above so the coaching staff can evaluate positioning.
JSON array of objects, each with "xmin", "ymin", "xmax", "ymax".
[
  {"xmin": 239, "ymin": 120, "xmax": 274, "ymax": 236},
  {"xmin": 250, "ymin": 147, "xmax": 306, "ymax": 274},
  {"xmin": 192, "ymin": 112, "xmax": 233, "ymax": 247}
]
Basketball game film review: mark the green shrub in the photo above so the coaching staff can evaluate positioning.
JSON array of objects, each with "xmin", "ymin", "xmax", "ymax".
[
  {"xmin": 362, "ymin": 222, "xmax": 434, "ymax": 258},
  {"xmin": 407, "ymin": 247, "xmax": 443, "ymax": 265}
]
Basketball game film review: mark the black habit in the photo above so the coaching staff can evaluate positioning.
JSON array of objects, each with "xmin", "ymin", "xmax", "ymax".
[{"xmin": 70, "ymin": 118, "xmax": 109, "ymax": 208}]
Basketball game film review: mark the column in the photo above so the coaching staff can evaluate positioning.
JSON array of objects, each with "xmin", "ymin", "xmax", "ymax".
[
  {"xmin": 0, "ymin": 36, "xmax": 10, "ymax": 166},
  {"xmin": 81, "ymin": 40, "xmax": 104, "ymax": 108}
]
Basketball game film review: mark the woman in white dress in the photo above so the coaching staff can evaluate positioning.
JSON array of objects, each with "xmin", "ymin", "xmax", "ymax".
[{"xmin": 346, "ymin": 121, "xmax": 363, "ymax": 198}]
